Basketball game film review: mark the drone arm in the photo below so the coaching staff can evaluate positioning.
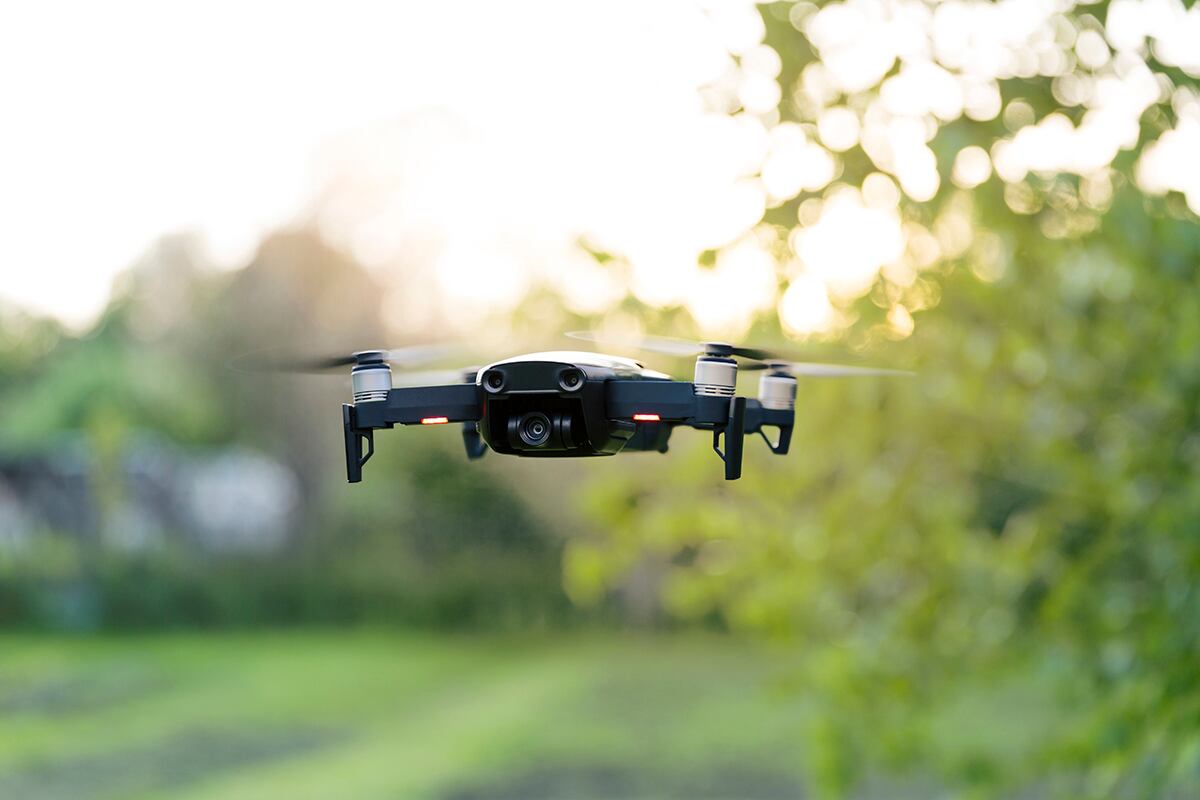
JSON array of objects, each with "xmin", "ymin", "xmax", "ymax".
[
  {"xmin": 608, "ymin": 381, "xmax": 753, "ymax": 479},
  {"xmin": 604, "ymin": 379, "xmax": 697, "ymax": 421},
  {"xmin": 342, "ymin": 384, "xmax": 482, "ymax": 483},
  {"xmin": 354, "ymin": 384, "xmax": 483, "ymax": 427}
]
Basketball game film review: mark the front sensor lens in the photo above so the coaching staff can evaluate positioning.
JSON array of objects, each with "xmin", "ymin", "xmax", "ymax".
[
  {"xmin": 484, "ymin": 370, "xmax": 505, "ymax": 393},
  {"xmin": 558, "ymin": 369, "xmax": 583, "ymax": 392}
]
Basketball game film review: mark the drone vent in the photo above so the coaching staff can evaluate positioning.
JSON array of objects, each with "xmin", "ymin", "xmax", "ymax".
[
  {"xmin": 353, "ymin": 389, "xmax": 389, "ymax": 404},
  {"xmin": 694, "ymin": 384, "xmax": 736, "ymax": 397}
]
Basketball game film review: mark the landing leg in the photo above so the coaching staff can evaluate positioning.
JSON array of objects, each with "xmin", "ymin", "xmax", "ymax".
[
  {"xmin": 342, "ymin": 404, "xmax": 374, "ymax": 483},
  {"xmin": 461, "ymin": 422, "xmax": 488, "ymax": 460},
  {"xmin": 711, "ymin": 396, "xmax": 747, "ymax": 480}
]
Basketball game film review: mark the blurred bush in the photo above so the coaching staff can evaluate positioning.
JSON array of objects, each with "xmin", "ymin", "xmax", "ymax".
[
  {"xmin": 561, "ymin": 3, "xmax": 1200, "ymax": 797},
  {"xmin": 0, "ymin": 232, "xmax": 572, "ymax": 631}
]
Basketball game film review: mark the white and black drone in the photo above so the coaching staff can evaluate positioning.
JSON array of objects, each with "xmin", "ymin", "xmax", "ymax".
[{"xmin": 265, "ymin": 333, "xmax": 909, "ymax": 483}]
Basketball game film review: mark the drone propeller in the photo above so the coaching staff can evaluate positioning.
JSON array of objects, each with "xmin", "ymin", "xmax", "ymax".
[
  {"xmin": 740, "ymin": 360, "xmax": 913, "ymax": 378},
  {"xmin": 565, "ymin": 331, "xmax": 910, "ymax": 377},
  {"xmin": 565, "ymin": 331, "xmax": 777, "ymax": 361},
  {"xmin": 230, "ymin": 345, "xmax": 453, "ymax": 374}
]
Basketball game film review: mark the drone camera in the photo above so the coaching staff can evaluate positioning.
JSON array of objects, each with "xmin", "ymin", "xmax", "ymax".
[
  {"xmin": 507, "ymin": 411, "xmax": 575, "ymax": 451},
  {"xmin": 518, "ymin": 412, "xmax": 551, "ymax": 446}
]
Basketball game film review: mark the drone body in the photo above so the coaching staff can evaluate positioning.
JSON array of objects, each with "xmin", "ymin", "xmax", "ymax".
[{"xmin": 342, "ymin": 348, "xmax": 798, "ymax": 483}]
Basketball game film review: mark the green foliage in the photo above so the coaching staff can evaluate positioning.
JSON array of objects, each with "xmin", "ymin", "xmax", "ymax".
[
  {"xmin": 0, "ymin": 512, "xmax": 569, "ymax": 633},
  {"xmin": 575, "ymin": 197, "xmax": 1200, "ymax": 795},
  {"xmin": 566, "ymin": 3, "xmax": 1200, "ymax": 796},
  {"xmin": 0, "ymin": 232, "xmax": 572, "ymax": 633},
  {"xmin": 0, "ymin": 331, "xmax": 222, "ymax": 454}
]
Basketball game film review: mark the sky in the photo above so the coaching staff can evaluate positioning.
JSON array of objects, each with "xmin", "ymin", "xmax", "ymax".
[
  {"xmin": 0, "ymin": 0, "xmax": 767, "ymax": 331},
  {"xmin": 3, "ymin": 0, "xmax": 1198, "ymax": 338}
]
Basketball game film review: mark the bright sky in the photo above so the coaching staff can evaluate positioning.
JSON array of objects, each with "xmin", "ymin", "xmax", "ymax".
[
  {"xmin": 3, "ymin": 0, "xmax": 1197, "ymax": 338},
  {"xmin": 0, "ymin": 0, "xmax": 766, "ymax": 330}
]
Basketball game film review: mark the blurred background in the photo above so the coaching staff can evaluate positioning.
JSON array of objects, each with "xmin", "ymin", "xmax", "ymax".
[{"xmin": 2, "ymin": 1, "xmax": 1199, "ymax": 797}]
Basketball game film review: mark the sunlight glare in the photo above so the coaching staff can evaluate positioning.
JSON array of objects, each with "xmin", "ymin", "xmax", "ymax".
[
  {"xmin": 952, "ymin": 146, "xmax": 993, "ymax": 189},
  {"xmin": 793, "ymin": 190, "xmax": 904, "ymax": 302},
  {"xmin": 779, "ymin": 273, "xmax": 836, "ymax": 337}
]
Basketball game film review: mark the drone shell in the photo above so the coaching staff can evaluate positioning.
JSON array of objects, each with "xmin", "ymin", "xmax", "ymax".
[{"xmin": 338, "ymin": 343, "xmax": 902, "ymax": 483}]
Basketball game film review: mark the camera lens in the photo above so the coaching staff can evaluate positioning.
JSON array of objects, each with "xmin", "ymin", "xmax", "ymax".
[
  {"xmin": 517, "ymin": 412, "xmax": 552, "ymax": 447},
  {"xmin": 558, "ymin": 368, "xmax": 583, "ymax": 392},
  {"xmin": 483, "ymin": 370, "xmax": 505, "ymax": 393}
]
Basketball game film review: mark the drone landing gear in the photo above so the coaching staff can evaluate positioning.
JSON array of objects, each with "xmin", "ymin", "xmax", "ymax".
[
  {"xmin": 462, "ymin": 422, "xmax": 488, "ymax": 460},
  {"xmin": 758, "ymin": 425, "xmax": 793, "ymax": 455},
  {"xmin": 343, "ymin": 404, "xmax": 374, "ymax": 483},
  {"xmin": 711, "ymin": 396, "xmax": 747, "ymax": 480}
]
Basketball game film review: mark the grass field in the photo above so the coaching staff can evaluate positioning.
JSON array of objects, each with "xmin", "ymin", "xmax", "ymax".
[
  {"xmin": 0, "ymin": 630, "xmax": 1092, "ymax": 799},
  {"xmin": 0, "ymin": 631, "xmax": 830, "ymax": 799}
]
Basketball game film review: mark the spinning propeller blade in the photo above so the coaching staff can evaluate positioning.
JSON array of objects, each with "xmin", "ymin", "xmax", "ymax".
[
  {"xmin": 565, "ymin": 331, "xmax": 778, "ymax": 360},
  {"xmin": 566, "ymin": 331, "xmax": 910, "ymax": 377},
  {"xmin": 229, "ymin": 344, "xmax": 455, "ymax": 374},
  {"xmin": 740, "ymin": 361, "xmax": 913, "ymax": 378}
]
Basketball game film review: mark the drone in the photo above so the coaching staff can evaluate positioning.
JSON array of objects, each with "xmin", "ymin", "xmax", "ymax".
[{"xmin": 264, "ymin": 333, "xmax": 910, "ymax": 483}]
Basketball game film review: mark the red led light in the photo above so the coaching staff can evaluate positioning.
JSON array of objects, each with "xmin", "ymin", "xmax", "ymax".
[
  {"xmin": 420, "ymin": 416, "xmax": 449, "ymax": 425},
  {"xmin": 632, "ymin": 413, "xmax": 661, "ymax": 422}
]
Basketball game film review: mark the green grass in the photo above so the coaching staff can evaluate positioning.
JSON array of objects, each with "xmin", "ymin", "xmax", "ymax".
[
  {"xmin": 0, "ymin": 631, "xmax": 814, "ymax": 799},
  {"xmin": 0, "ymin": 631, "xmax": 1091, "ymax": 799}
]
